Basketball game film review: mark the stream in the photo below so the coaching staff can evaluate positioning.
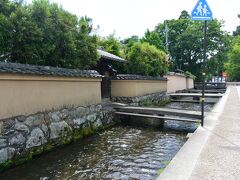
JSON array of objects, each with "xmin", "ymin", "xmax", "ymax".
[{"xmin": 0, "ymin": 102, "xmax": 213, "ymax": 180}]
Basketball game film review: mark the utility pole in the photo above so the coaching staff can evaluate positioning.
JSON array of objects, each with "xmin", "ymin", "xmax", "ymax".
[
  {"xmin": 165, "ymin": 22, "xmax": 169, "ymax": 52},
  {"xmin": 201, "ymin": 20, "xmax": 207, "ymax": 126}
]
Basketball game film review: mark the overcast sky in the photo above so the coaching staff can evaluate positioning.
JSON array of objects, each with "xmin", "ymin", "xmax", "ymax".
[{"xmin": 27, "ymin": 0, "xmax": 240, "ymax": 39}]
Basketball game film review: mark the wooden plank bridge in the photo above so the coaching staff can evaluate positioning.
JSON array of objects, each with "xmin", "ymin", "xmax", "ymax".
[
  {"xmin": 113, "ymin": 89, "xmax": 224, "ymax": 124},
  {"xmin": 169, "ymin": 93, "xmax": 223, "ymax": 98},
  {"xmin": 170, "ymin": 99, "xmax": 216, "ymax": 104},
  {"xmin": 187, "ymin": 89, "xmax": 225, "ymax": 94},
  {"xmin": 114, "ymin": 105, "xmax": 202, "ymax": 123},
  {"xmin": 194, "ymin": 82, "xmax": 226, "ymax": 90}
]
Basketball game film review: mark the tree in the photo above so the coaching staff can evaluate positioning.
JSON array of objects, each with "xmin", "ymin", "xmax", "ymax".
[
  {"xmin": 126, "ymin": 42, "xmax": 168, "ymax": 76},
  {"xmin": 0, "ymin": 0, "xmax": 98, "ymax": 69},
  {"xmin": 74, "ymin": 16, "xmax": 99, "ymax": 69},
  {"xmin": 233, "ymin": 14, "xmax": 240, "ymax": 36},
  {"xmin": 144, "ymin": 10, "xmax": 230, "ymax": 79},
  {"xmin": 142, "ymin": 30, "xmax": 166, "ymax": 52},
  {"xmin": 99, "ymin": 33, "xmax": 123, "ymax": 57},
  {"xmin": 178, "ymin": 10, "xmax": 190, "ymax": 19},
  {"xmin": 225, "ymin": 36, "xmax": 240, "ymax": 81},
  {"xmin": 0, "ymin": 0, "xmax": 18, "ymax": 61}
]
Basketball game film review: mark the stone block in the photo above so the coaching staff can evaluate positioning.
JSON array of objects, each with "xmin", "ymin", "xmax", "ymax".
[
  {"xmin": 49, "ymin": 121, "xmax": 72, "ymax": 139},
  {"xmin": 9, "ymin": 133, "xmax": 26, "ymax": 146},
  {"xmin": 0, "ymin": 147, "xmax": 15, "ymax": 164},
  {"xmin": 14, "ymin": 122, "xmax": 29, "ymax": 134},
  {"xmin": 0, "ymin": 138, "xmax": 7, "ymax": 148},
  {"xmin": 86, "ymin": 113, "xmax": 97, "ymax": 122},
  {"xmin": 48, "ymin": 112, "xmax": 61, "ymax": 122},
  {"xmin": 26, "ymin": 128, "xmax": 47, "ymax": 149},
  {"xmin": 75, "ymin": 107, "xmax": 86, "ymax": 117},
  {"xmin": 73, "ymin": 118, "xmax": 87, "ymax": 128},
  {"xmin": 24, "ymin": 114, "xmax": 45, "ymax": 127}
]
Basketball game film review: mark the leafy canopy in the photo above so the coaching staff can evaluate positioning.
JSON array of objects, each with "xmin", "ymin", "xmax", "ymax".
[
  {"xmin": 126, "ymin": 42, "xmax": 168, "ymax": 76},
  {"xmin": 0, "ymin": 0, "xmax": 98, "ymax": 69},
  {"xmin": 225, "ymin": 36, "xmax": 240, "ymax": 81},
  {"xmin": 142, "ymin": 11, "xmax": 230, "ymax": 80}
]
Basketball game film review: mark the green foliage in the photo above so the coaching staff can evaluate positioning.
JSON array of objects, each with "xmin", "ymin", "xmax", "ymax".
[
  {"xmin": 233, "ymin": 26, "xmax": 240, "ymax": 37},
  {"xmin": 0, "ymin": 0, "xmax": 98, "ymax": 69},
  {"xmin": 143, "ymin": 11, "xmax": 230, "ymax": 80},
  {"xmin": 0, "ymin": 160, "xmax": 12, "ymax": 170},
  {"xmin": 185, "ymin": 71, "xmax": 196, "ymax": 80},
  {"xmin": 140, "ymin": 98, "xmax": 170, "ymax": 107},
  {"xmin": 99, "ymin": 33, "xmax": 123, "ymax": 57},
  {"xmin": 122, "ymin": 35, "xmax": 140, "ymax": 47},
  {"xmin": 233, "ymin": 14, "xmax": 240, "ymax": 36},
  {"xmin": 126, "ymin": 42, "xmax": 168, "ymax": 76},
  {"xmin": 225, "ymin": 36, "xmax": 240, "ymax": 81},
  {"xmin": 98, "ymin": 33, "xmax": 128, "ymax": 74},
  {"xmin": 142, "ymin": 30, "xmax": 166, "ymax": 52},
  {"xmin": 140, "ymin": 99, "xmax": 153, "ymax": 107}
]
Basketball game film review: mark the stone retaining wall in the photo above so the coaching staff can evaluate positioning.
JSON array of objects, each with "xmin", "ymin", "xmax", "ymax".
[
  {"xmin": 111, "ymin": 92, "xmax": 170, "ymax": 106},
  {"xmin": 0, "ymin": 104, "xmax": 115, "ymax": 170}
]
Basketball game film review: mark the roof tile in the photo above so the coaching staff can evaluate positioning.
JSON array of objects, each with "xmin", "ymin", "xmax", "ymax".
[{"xmin": 0, "ymin": 62, "xmax": 102, "ymax": 78}]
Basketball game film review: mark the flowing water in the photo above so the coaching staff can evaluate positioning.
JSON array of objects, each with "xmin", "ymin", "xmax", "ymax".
[{"xmin": 0, "ymin": 102, "xmax": 213, "ymax": 180}]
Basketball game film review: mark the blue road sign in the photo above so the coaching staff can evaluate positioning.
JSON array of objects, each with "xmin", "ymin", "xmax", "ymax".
[{"xmin": 191, "ymin": 0, "xmax": 213, "ymax": 21}]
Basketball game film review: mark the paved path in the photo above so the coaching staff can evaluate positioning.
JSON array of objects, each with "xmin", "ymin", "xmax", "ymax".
[
  {"xmin": 158, "ymin": 86, "xmax": 240, "ymax": 180},
  {"xmin": 190, "ymin": 86, "xmax": 240, "ymax": 179}
]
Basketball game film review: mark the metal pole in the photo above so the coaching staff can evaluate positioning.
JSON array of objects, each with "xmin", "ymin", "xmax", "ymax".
[
  {"xmin": 201, "ymin": 20, "xmax": 207, "ymax": 127},
  {"xmin": 165, "ymin": 22, "xmax": 169, "ymax": 52}
]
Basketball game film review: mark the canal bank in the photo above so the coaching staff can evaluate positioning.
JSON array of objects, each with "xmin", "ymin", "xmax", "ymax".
[
  {"xmin": 158, "ymin": 86, "xmax": 240, "ymax": 179},
  {"xmin": 0, "ymin": 95, "xmax": 215, "ymax": 179}
]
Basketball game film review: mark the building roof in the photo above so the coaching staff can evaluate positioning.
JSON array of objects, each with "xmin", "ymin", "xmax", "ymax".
[
  {"xmin": 0, "ymin": 62, "xmax": 102, "ymax": 78},
  {"xmin": 112, "ymin": 74, "xmax": 167, "ymax": 81},
  {"xmin": 97, "ymin": 49, "xmax": 127, "ymax": 63}
]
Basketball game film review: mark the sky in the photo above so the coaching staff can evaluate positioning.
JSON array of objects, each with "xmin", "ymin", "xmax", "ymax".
[{"xmin": 26, "ymin": 0, "xmax": 240, "ymax": 39}]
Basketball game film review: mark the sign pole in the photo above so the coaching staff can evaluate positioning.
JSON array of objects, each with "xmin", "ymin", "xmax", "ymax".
[
  {"xmin": 201, "ymin": 20, "xmax": 207, "ymax": 127},
  {"xmin": 191, "ymin": 0, "xmax": 212, "ymax": 127}
]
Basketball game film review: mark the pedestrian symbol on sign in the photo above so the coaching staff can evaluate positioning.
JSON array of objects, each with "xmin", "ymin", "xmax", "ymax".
[{"xmin": 191, "ymin": 0, "xmax": 213, "ymax": 21}]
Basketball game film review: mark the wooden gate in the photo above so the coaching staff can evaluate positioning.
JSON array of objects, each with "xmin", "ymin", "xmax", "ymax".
[{"xmin": 101, "ymin": 76, "xmax": 111, "ymax": 98}]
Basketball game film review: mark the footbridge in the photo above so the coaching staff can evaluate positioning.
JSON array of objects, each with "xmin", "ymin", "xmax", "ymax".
[{"xmin": 114, "ymin": 106, "xmax": 201, "ymax": 123}]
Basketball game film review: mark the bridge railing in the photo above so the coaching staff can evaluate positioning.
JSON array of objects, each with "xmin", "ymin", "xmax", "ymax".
[
  {"xmin": 226, "ymin": 82, "xmax": 240, "ymax": 86},
  {"xmin": 194, "ymin": 82, "xmax": 226, "ymax": 90}
]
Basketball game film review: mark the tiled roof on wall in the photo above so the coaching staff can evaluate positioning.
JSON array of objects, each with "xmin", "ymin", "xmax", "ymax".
[
  {"xmin": 166, "ymin": 72, "xmax": 187, "ymax": 77},
  {"xmin": 0, "ymin": 62, "xmax": 102, "ymax": 78},
  {"xmin": 112, "ymin": 74, "xmax": 167, "ymax": 81},
  {"xmin": 97, "ymin": 49, "xmax": 127, "ymax": 63}
]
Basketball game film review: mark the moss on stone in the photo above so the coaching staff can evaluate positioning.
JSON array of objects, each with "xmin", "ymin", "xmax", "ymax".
[
  {"xmin": 14, "ymin": 152, "xmax": 33, "ymax": 166},
  {"xmin": 73, "ymin": 130, "xmax": 83, "ymax": 141},
  {"xmin": 140, "ymin": 98, "xmax": 171, "ymax": 107},
  {"xmin": 155, "ymin": 99, "xmax": 171, "ymax": 106},
  {"xmin": 0, "ymin": 160, "xmax": 13, "ymax": 170},
  {"xmin": 61, "ymin": 137, "xmax": 72, "ymax": 145},
  {"xmin": 43, "ymin": 143, "xmax": 55, "ymax": 152},
  {"xmin": 82, "ymin": 126, "xmax": 94, "ymax": 137},
  {"xmin": 0, "ymin": 123, "xmax": 114, "ymax": 172},
  {"xmin": 32, "ymin": 147, "xmax": 44, "ymax": 156}
]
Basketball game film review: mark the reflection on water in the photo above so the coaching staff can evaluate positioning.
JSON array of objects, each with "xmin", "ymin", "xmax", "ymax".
[{"xmin": 0, "ymin": 102, "xmax": 213, "ymax": 180}]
